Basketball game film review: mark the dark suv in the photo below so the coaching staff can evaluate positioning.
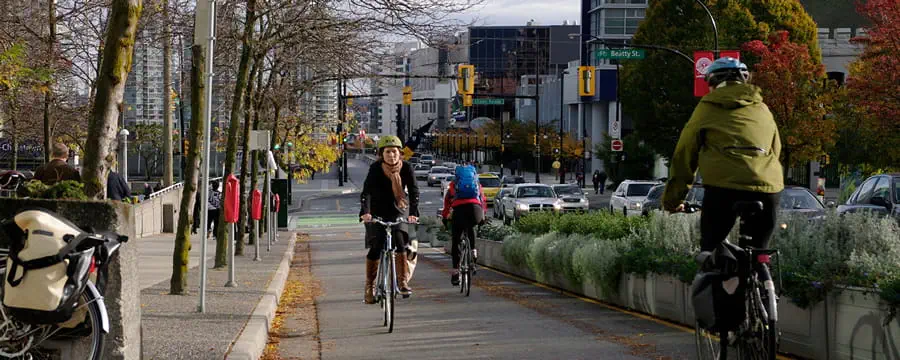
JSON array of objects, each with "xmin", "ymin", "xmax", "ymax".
[{"xmin": 837, "ymin": 174, "xmax": 900, "ymax": 219}]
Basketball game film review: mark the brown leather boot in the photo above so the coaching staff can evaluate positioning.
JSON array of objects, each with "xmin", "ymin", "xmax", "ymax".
[
  {"xmin": 364, "ymin": 259, "xmax": 378, "ymax": 304},
  {"xmin": 396, "ymin": 252, "xmax": 412, "ymax": 297}
]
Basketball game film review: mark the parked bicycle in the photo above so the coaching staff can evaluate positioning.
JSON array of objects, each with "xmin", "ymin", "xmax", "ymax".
[
  {"xmin": 0, "ymin": 208, "xmax": 127, "ymax": 360},
  {"xmin": 692, "ymin": 201, "xmax": 780, "ymax": 360},
  {"xmin": 368, "ymin": 217, "xmax": 414, "ymax": 333}
]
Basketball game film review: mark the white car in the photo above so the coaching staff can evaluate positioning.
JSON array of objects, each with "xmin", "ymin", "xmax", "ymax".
[
  {"xmin": 609, "ymin": 180, "xmax": 660, "ymax": 216},
  {"xmin": 426, "ymin": 166, "xmax": 453, "ymax": 187},
  {"xmin": 413, "ymin": 164, "xmax": 431, "ymax": 181},
  {"xmin": 501, "ymin": 184, "xmax": 562, "ymax": 225},
  {"xmin": 552, "ymin": 184, "xmax": 589, "ymax": 212},
  {"xmin": 419, "ymin": 154, "xmax": 436, "ymax": 166}
]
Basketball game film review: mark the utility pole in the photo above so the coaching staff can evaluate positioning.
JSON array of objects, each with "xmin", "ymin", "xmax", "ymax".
[
  {"xmin": 559, "ymin": 70, "xmax": 566, "ymax": 184},
  {"xmin": 342, "ymin": 80, "xmax": 348, "ymax": 183},
  {"xmin": 534, "ymin": 34, "xmax": 542, "ymax": 184},
  {"xmin": 337, "ymin": 77, "xmax": 344, "ymax": 187}
]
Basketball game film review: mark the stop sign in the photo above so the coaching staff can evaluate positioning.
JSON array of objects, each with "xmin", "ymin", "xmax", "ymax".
[{"xmin": 611, "ymin": 139, "xmax": 624, "ymax": 152}]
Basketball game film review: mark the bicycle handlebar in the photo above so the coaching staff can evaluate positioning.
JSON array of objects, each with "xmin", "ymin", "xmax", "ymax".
[{"xmin": 367, "ymin": 217, "xmax": 418, "ymax": 227}]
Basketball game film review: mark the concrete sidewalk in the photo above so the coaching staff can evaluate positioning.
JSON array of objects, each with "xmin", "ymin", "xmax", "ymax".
[{"xmin": 139, "ymin": 229, "xmax": 297, "ymax": 360}]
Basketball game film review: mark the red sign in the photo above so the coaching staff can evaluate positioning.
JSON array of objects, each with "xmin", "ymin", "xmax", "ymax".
[
  {"xmin": 223, "ymin": 174, "xmax": 241, "ymax": 223},
  {"xmin": 251, "ymin": 189, "xmax": 263, "ymax": 221},
  {"xmin": 611, "ymin": 139, "xmax": 624, "ymax": 152},
  {"xmin": 694, "ymin": 50, "xmax": 741, "ymax": 97}
]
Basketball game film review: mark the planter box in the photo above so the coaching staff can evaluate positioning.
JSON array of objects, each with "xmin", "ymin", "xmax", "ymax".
[
  {"xmin": 778, "ymin": 298, "xmax": 827, "ymax": 360},
  {"xmin": 827, "ymin": 288, "xmax": 900, "ymax": 360},
  {"xmin": 652, "ymin": 274, "xmax": 687, "ymax": 325}
]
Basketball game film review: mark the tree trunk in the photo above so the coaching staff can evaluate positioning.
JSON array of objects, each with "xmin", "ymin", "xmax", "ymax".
[
  {"xmin": 237, "ymin": 58, "xmax": 260, "ymax": 250},
  {"xmin": 162, "ymin": 0, "xmax": 174, "ymax": 187},
  {"xmin": 214, "ymin": 0, "xmax": 255, "ymax": 267},
  {"xmin": 170, "ymin": 45, "xmax": 206, "ymax": 295},
  {"xmin": 43, "ymin": 0, "xmax": 56, "ymax": 163},
  {"xmin": 82, "ymin": 0, "xmax": 142, "ymax": 199}
]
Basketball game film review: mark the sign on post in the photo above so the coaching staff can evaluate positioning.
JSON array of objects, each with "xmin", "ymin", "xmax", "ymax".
[
  {"xmin": 248, "ymin": 130, "xmax": 271, "ymax": 151},
  {"xmin": 472, "ymin": 98, "xmax": 504, "ymax": 105},
  {"xmin": 595, "ymin": 49, "xmax": 646, "ymax": 60},
  {"xmin": 611, "ymin": 139, "xmax": 624, "ymax": 152},
  {"xmin": 693, "ymin": 50, "xmax": 741, "ymax": 97}
]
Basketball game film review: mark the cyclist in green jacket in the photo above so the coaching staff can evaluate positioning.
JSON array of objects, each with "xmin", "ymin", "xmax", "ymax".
[{"xmin": 662, "ymin": 57, "xmax": 784, "ymax": 254}]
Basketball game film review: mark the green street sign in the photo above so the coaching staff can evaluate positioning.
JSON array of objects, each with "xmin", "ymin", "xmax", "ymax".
[
  {"xmin": 594, "ymin": 49, "xmax": 646, "ymax": 60},
  {"xmin": 472, "ymin": 98, "xmax": 505, "ymax": 105}
]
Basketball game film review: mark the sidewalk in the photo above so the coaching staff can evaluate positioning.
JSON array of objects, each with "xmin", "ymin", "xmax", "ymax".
[{"xmin": 139, "ymin": 229, "xmax": 297, "ymax": 360}]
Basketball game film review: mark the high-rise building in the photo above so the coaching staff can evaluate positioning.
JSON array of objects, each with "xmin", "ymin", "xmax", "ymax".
[
  {"xmin": 123, "ymin": 31, "xmax": 166, "ymax": 126},
  {"xmin": 371, "ymin": 42, "xmax": 419, "ymax": 137}
]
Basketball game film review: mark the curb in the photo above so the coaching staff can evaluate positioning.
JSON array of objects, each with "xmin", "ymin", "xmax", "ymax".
[{"xmin": 225, "ymin": 232, "xmax": 298, "ymax": 360}]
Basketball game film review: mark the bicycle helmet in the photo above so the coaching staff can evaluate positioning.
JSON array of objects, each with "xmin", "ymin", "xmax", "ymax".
[
  {"xmin": 705, "ymin": 57, "xmax": 750, "ymax": 87},
  {"xmin": 377, "ymin": 135, "xmax": 403, "ymax": 150}
]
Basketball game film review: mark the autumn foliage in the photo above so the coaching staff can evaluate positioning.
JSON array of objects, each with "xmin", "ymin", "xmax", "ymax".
[
  {"xmin": 842, "ymin": 0, "xmax": 900, "ymax": 168},
  {"xmin": 742, "ymin": 31, "xmax": 837, "ymax": 167}
]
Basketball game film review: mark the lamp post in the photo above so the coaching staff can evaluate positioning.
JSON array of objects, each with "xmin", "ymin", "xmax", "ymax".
[
  {"xmin": 119, "ymin": 128, "xmax": 130, "ymax": 182},
  {"xmin": 286, "ymin": 141, "xmax": 293, "ymax": 205},
  {"xmin": 559, "ymin": 69, "xmax": 568, "ymax": 184}
]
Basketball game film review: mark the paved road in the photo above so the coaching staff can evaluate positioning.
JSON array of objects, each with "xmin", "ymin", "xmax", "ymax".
[{"xmin": 299, "ymin": 218, "xmax": 701, "ymax": 360}]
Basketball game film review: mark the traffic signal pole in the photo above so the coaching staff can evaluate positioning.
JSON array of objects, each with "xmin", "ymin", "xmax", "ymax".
[
  {"xmin": 342, "ymin": 80, "xmax": 348, "ymax": 184},
  {"xmin": 337, "ymin": 77, "xmax": 344, "ymax": 187}
]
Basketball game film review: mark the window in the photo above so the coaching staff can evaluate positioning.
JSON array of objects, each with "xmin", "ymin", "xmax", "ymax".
[
  {"xmin": 852, "ymin": 178, "xmax": 878, "ymax": 204},
  {"xmin": 603, "ymin": 8, "xmax": 645, "ymax": 35},
  {"xmin": 870, "ymin": 177, "xmax": 890, "ymax": 204},
  {"xmin": 626, "ymin": 183, "xmax": 654, "ymax": 197},
  {"xmin": 606, "ymin": 0, "xmax": 646, "ymax": 3}
]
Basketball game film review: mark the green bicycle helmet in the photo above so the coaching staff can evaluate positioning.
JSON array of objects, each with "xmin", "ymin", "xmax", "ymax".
[{"xmin": 377, "ymin": 135, "xmax": 403, "ymax": 150}]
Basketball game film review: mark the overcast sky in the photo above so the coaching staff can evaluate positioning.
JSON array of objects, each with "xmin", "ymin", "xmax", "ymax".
[{"xmin": 463, "ymin": 0, "xmax": 581, "ymax": 27}]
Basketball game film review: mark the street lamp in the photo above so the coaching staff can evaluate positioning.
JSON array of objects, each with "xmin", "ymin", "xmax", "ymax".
[
  {"xmin": 286, "ymin": 141, "xmax": 293, "ymax": 205},
  {"xmin": 119, "ymin": 128, "xmax": 130, "ymax": 182},
  {"xmin": 558, "ymin": 69, "xmax": 569, "ymax": 184}
]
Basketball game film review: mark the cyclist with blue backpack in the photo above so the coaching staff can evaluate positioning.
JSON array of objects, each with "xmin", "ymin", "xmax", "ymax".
[{"xmin": 441, "ymin": 165, "xmax": 487, "ymax": 286}]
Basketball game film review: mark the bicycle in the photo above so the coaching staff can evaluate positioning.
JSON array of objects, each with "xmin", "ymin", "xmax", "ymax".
[
  {"xmin": 693, "ymin": 201, "xmax": 780, "ymax": 360},
  {"xmin": 0, "ymin": 211, "xmax": 128, "ymax": 360},
  {"xmin": 368, "ymin": 217, "xmax": 413, "ymax": 333},
  {"xmin": 458, "ymin": 230, "xmax": 476, "ymax": 297}
]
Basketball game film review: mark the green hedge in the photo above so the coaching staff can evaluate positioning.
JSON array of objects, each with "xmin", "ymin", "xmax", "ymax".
[{"xmin": 498, "ymin": 211, "xmax": 900, "ymax": 312}]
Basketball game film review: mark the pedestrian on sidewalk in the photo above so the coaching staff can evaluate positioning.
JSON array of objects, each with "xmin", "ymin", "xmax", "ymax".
[
  {"xmin": 207, "ymin": 180, "xmax": 222, "ymax": 236},
  {"xmin": 598, "ymin": 171, "xmax": 608, "ymax": 194},
  {"xmin": 106, "ymin": 170, "xmax": 131, "ymax": 201},
  {"xmin": 359, "ymin": 135, "xmax": 419, "ymax": 304},
  {"xmin": 34, "ymin": 142, "xmax": 80, "ymax": 186}
]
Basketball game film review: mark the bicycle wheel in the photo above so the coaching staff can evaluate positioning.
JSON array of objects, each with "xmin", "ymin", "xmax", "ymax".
[
  {"xmin": 24, "ymin": 288, "xmax": 107, "ymax": 360},
  {"xmin": 694, "ymin": 324, "xmax": 724, "ymax": 360},
  {"xmin": 736, "ymin": 285, "xmax": 776, "ymax": 360},
  {"xmin": 385, "ymin": 253, "xmax": 395, "ymax": 333},
  {"xmin": 458, "ymin": 238, "xmax": 468, "ymax": 295}
]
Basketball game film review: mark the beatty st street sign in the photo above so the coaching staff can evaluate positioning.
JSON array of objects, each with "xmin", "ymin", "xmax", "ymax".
[{"xmin": 594, "ymin": 49, "xmax": 646, "ymax": 60}]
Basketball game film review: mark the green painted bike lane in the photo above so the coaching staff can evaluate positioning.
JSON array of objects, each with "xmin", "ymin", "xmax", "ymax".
[{"xmin": 294, "ymin": 215, "xmax": 361, "ymax": 228}]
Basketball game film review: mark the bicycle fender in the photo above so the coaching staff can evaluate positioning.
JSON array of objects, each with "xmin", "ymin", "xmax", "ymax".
[{"xmin": 85, "ymin": 281, "xmax": 110, "ymax": 334}]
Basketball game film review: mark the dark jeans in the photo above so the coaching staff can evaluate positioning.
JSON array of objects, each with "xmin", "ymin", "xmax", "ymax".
[
  {"xmin": 451, "ymin": 204, "xmax": 484, "ymax": 269},
  {"xmin": 207, "ymin": 209, "xmax": 220, "ymax": 235}
]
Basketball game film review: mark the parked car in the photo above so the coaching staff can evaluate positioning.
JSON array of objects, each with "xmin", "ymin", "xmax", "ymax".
[
  {"xmin": 552, "ymin": 184, "xmax": 589, "ymax": 212},
  {"xmin": 501, "ymin": 184, "xmax": 561, "ymax": 225},
  {"xmin": 837, "ymin": 174, "xmax": 899, "ymax": 219},
  {"xmin": 501, "ymin": 175, "xmax": 526, "ymax": 188},
  {"xmin": 441, "ymin": 176, "xmax": 455, "ymax": 198},
  {"xmin": 609, "ymin": 180, "xmax": 660, "ymax": 216},
  {"xmin": 419, "ymin": 154, "xmax": 436, "ymax": 166},
  {"xmin": 479, "ymin": 174, "xmax": 502, "ymax": 203},
  {"xmin": 641, "ymin": 184, "xmax": 666, "ymax": 216},
  {"xmin": 426, "ymin": 166, "xmax": 452, "ymax": 187},
  {"xmin": 413, "ymin": 163, "xmax": 431, "ymax": 181},
  {"xmin": 779, "ymin": 186, "xmax": 827, "ymax": 220},
  {"xmin": 493, "ymin": 188, "xmax": 512, "ymax": 218}
]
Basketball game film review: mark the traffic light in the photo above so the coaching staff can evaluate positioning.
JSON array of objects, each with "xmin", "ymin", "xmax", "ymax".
[
  {"xmin": 553, "ymin": 148, "xmax": 560, "ymax": 154},
  {"xmin": 402, "ymin": 86, "xmax": 412, "ymax": 105},
  {"xmin": 395, "ymin": 104, "xmax": 403, "ymax": 125},
  {"xmin": 457, "ymin": 64, "xmax": 475, "ymax": 95},
  {"xmin": 578, "ymin": 66, "xmax": 596, "ymax": 96},
  {"xmin": 346, "ymin": 92, "xmax": 353, "ymax": 106},
  {"xmin": 463, "ymin": 94, "xmax": 472, "ymax": 107},
  {"xmin": 533, "ymin": 134, "xmax": 537, "ymax": 145}
]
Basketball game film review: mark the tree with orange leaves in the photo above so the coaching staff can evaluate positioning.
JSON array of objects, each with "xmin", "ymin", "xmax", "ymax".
[{"xmin": 742, "ymin": 31, "xmax": 838, "ymax": 168}]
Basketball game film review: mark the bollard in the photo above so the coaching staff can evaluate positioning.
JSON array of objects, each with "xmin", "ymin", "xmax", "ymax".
[{"xmin": 224, "ymin": 175, "xmax": 240, "ymax": 287}]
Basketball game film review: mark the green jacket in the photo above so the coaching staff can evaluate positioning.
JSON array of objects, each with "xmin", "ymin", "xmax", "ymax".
[{"xmin": 662, "ymin": 83, "xmax": 784, "ymax": 211}]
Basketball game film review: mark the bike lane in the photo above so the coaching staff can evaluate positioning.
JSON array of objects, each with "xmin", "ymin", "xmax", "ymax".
[{"xmin": 307, "ymin": 223, "xmax": 699, "ymax": 360}]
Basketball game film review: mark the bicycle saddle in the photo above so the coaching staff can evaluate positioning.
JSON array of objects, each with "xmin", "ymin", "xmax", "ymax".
[{"xmin": 732, "ymin": 201, "xmax": 763, "ymax": 215}]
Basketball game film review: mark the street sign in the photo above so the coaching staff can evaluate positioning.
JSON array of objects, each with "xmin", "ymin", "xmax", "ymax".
[
  {"xmin": 472, "ymin": 98, "xmax": 505, "ymax": 105},
  {"xmin": 595, "ymin": 49, "xmax": 646, "ymax": 60},
  {"xmin": 248, "ymin": 130, "xmax": 270, "ymax": 150},
  {"xmin": 694, "ymin": 50, "xmax": 741, "ymax": 97},
  {"xmin": 611, "ymin": 139, "xmax": 624, "ymax": 152},
  {"xmin": 552, "ymin": 161, "xmax": 561, "ymax": 169}
]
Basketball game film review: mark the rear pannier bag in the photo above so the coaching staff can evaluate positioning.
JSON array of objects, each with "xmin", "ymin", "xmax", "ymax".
[
  {"xmin": 691, "ymin": 241, "xmax": 747, "ymax": 332},
  {"xmin": 2, "ymin": 209, "xmax": 94, "ymax": 324}
]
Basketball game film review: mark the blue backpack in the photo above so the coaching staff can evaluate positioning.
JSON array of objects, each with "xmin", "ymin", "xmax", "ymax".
[{"xmin": 454, "ymin": 165, "xmax": 479, "ymax": 200}]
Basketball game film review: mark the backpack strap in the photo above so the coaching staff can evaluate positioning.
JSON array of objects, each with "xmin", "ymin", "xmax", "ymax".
[{"xmin": 6, "ymin": 232, "xmax": 89, "ymax": 287}]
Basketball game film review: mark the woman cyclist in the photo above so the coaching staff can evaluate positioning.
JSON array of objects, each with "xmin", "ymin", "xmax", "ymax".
[
  {"xmin": 359, "ymin": 136, "xmax": 420, "ymax": 304},
  {"xmin": 441, "ymin": 165, "xmax": 487, "ymax": 286},
  {"xmin": 662, "ymin": 57, "xmax": 784, "ymax": 254}
]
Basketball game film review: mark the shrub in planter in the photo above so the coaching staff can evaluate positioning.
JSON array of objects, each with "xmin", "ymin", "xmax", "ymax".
[
  {"xmin": 513, "ymin": 212, "xmax": 557, "ymax": 234},
  {"xmin": 554, "ymin": 212, "xmax": 648, "ymax": 239},
  {"xmin": 502, "ymin": 232, "xmax": 536, "ymax": 268},
  {"xmin": 480, "ymin": 222, "xmax": 516, "ymax": 242},
  {"xmin": 572, "ymin": 235, "xmax": 631, "ymax": 295},
  {"xmin": 19, "ymin": 180, "xmax": 87, "ymax": 200}
]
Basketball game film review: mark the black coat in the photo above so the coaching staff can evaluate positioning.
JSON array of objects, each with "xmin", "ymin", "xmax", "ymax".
[
  {"xmin": 106, "ymin": 172, "xmax": 131, "ymax": 200},
  {"xmin": 360, "ymin": 160, "xmax": 419, "ymax": 248}
]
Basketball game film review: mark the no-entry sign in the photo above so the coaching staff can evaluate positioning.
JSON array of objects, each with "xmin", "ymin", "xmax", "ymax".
[
  {"xmin": 611, "ymin": 139, "xmax": 624, "ymax": 152},
  {"xmin": 694, "ymin": 50, "xmax": 741, "ymax": 97}
]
